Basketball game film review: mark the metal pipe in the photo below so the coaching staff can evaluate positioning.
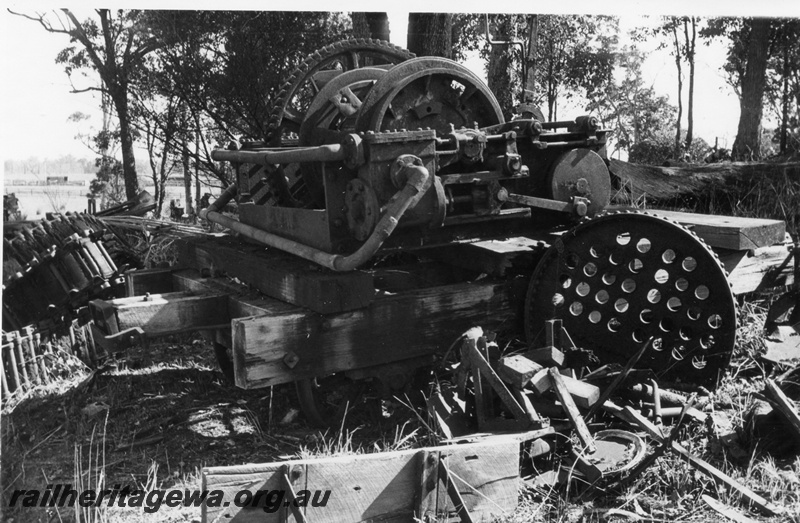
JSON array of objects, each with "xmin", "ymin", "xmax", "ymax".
[
  {"xmin": 200, "ymin": 183, "xmax": 238, "ymax": 220},
  {"xmin": 211, "ymin": 143, "xmax": 346, "ymax": 165},
  {"xmin": 201, "ymin": 165, "xmax": 430, "ymax": 272}
]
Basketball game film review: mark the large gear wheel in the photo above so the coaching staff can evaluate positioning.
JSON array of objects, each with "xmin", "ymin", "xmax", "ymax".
[
  {"xmin": 525, "ymin": 211, "xmax": 737, "ymax": 388},
  {"xmin": 266, "ymin": 39, "xmax": 415, "ymax": 145},
  {"xmin": 354, "ymin": 56, "xmax": 504, "ymax": 134}
]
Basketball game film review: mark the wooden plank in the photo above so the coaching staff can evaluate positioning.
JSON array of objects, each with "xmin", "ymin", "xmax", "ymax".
[
  {"xmin": 124, "ymin": 267, "xmax": 174, "ymax": 297},
  {"xmin": 717, "ymin": 242, "xmax": 795, "ymax": 295},
  {"xmin": 417, "ymin": 450, "xmax": 439, "ymax": 519},
  {"xmin": 427, "ymin": 237, "xmax": 543, "ymax": 276},
  {"xmin": 231, "ymin": 279, "xmax": 517, "ymax": 389},
  {"xmin": 177, "ymin": 235, "xmax": 374, "ymax": 314},
  {"xmin": 530, "ymin": 369, "xmax": 600, "ymax": 410},
  {"xmin": 525, "ymin": 346, "xmax": 565, "ymax": 367},
  {"xmin": 549, "ymin": 368, "xmax": 595, "ymax": 452},
  {"xmin": 304, "ymin": 449, "xmax": 420, "ymax": 522},
  {"xmin": 202, "ymin": 438, "xmax": 520, "ymax": 523},
  {"xmin": 642, "ymin": 209, "xmax": 786, "ymax": 251},
  {"xmin": 435, "ymin": 440, "xmax": 519, "ymax": 521},
  {"xmin": 111, "ymin": 292, "xmax": 230, "ymax": 335},
  {"xmin": 463, "ymin": 335, "xmax": 529, "ymax": 425},
  {"xmin": 764, "ymin": 379, "xmax": 800, "ymax": 443}
]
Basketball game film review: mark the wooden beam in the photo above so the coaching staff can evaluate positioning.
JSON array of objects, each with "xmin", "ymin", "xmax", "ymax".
[
  {"xmin": 427, "ymin": 237, "xmax": 544, "ymax": 276},
  {"xmin": 124, "ymin": 267, "xmax": 174, "ymax": 297},
  {"xmin": 764, "ymin": 379, "xmax": 800, "ymax": 444},
  {"xmin": 530, "ymin": 369, "xmax": 600, "ymax": 409},
  {"xmin": 177, "ymin": 235, "xmax": 375, "ymax": 314},
  {"xmin": 464, "ymin": 339, "xmax": 529, "ymax": 425},
  {"xmin": 549, "ymin": 368, "xmax": 595, "ymax": 452},
  {"xmin": 103, "ymin": 292, "xmax": 230, "ymax": 335},
  {"xmin": 202, "ymin": 437, "xmax": 520, "ymax": 523},
  {"xmin": 497, "ymin": 355, "xmax": 543, "ymax": 389},
  {"xmin": 180, "ymin": 270, "xmax": 517, "ymax": 389},
  {"xmin": 525, "ymin": 346, "xmax": 565, "ymax": 367},
  {"xmin": 643, "ymin": 209, "xmax": 786, "ymax": 251},
  {"xmin": 717, "ymin": 241, "xmax": 795, "ymax": 295}
]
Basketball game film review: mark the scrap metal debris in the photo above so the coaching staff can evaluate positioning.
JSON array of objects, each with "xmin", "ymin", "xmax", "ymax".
[{"xmin": 428, "ymin": 326, "xmax": 797, "ymax": 519}]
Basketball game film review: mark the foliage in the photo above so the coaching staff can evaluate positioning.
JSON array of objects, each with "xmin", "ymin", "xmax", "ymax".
[
  {"xmin": 587, "ymin": 45, "xmax": 677, "ymax": 158},
  {"xmin": 700, "ymin": 17, "xmax": 799, "ymax": 159},
  {"xmin": 133, "ymin": 11, "xmax": 351, "ymax": 187},
  {"xmin": 534, "ymin": 15, "xmax": 619, "ymax": 121},
  {"xmin": 472, "ymin": 15, "xmax": 618, "ymax": 121},
  {"xmin": 628, "ymin": 130, "xmax": 710, "ymax": 165},
  {"xmin": 38, "ymin": 10, "xmax": 159, "ymax": 199},
  {"xmin": 89, "ymin": 155, "xmax": 126, "ymax": 208}
]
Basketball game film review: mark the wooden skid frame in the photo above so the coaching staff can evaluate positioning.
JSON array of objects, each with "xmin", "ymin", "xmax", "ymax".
[{"xmin": 170, "ymin": 270, "xmax": 517, "ymax": 389}]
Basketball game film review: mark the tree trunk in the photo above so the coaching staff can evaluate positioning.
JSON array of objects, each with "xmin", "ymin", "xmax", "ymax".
[
  {"xmin": 609, "ymin": 158, "xmax": 800, "ymax": 201},
  {"xmin": 351, "ymin": 13, "xmax": 389, "ymax": 41},
  {"xmin": 111, "ymin": 88, "xmax": 140, "ymax": 201},
  {"xmin": 407, "ymin": 13, "xmax": 452, "ymax": 58},
  {"xmin": 195, "ymin": 129, "xmax": 201, "ymax": 223},
  {"xmin": 684, "ymin": 17, "xmax": 696, "ymax": 151},
  {"xmin": 183, "ymin": 135, "xmax": 192, "ymax": 218},
  {"xmin": 523, "ymin": 15, "xmax": 539, "ymax": 99},
  {"xmin": 780, "ymin": 32, "xmax": 790, "ymax": 154},
  {"xmin": 487, "ymin": 16, "xmax": 515, "ymax": 120},
  {"xmin": 671, "ymin": 23, "xmax": 683, "ymax": 157},
  {"xmin": 732, "ymin": 18, "xmax": 771, "ymax": 161}
]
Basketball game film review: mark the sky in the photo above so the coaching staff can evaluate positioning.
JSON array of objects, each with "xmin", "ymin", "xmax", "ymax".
[{"xmin": 2, "ymin": 2, "xmax": 799, "ymax": 168}]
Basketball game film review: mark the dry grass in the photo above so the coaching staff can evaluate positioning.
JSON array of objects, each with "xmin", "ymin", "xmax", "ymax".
[{"xmin": 652, "ymin": 169, "xmax": 800, "ymax": 236}]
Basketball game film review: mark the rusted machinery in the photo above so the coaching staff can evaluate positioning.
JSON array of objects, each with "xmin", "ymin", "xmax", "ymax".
[
  {"xmin": 175, "ymin": 40, "xmax": 734, "ymax": 421},
  {"xmin": 29, "ymin": 39, "xmax": 772, "ymax": 427}
]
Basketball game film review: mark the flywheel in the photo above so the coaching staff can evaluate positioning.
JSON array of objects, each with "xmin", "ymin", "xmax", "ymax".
[
  {"xmin": 525, "ymin": 211, "xmax": 737, "ymax": 388},
  {"xmin": 354, "ymin": 56, "xmax": 504, "ymax": 134}
]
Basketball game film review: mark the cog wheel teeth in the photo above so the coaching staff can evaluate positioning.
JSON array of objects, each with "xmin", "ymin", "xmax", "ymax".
[{"xmin": 524, "ymin": 208, "xmax": 738, "ymax": 389}]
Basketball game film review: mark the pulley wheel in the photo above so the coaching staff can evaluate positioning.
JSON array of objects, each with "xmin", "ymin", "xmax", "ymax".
[
  {"xmin": 298, "ymin": 67, "xmax": 386, "ymax": 206},
  {"xmin": 525, "ymin": 211, "xmax": 737, "ymax": 388},
  {"xmin": 547, "ymin": 149, "xmax": 611, "ymax": 217},
  {"xmin": 354, "ymin": 56, "xmax": 504, "ymax": 134}
]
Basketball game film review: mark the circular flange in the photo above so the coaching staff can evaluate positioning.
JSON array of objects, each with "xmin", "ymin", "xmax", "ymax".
[
  {"xmin": 546, "ymin": 149, "xmax": 611, "ymax": 217},
  {"xmin": 344, "ymin": 179, "xmax": 379, "ymax": 241},
  {"xmin": 354, "ymin": 56, "xmax": 504, "ymax": 134},
  {"xmin": 525, "ymin": 211, "xmax": 737, "ymax": 388}
]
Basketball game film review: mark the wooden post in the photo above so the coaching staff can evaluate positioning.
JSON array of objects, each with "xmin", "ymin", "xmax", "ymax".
[
  {"xmin": 765, "ymin": 379, "xmax": 800, "ymax": 443},
  {"xmin": 549, "ymin": 368, "xmax": 595, "ymax": 452}
]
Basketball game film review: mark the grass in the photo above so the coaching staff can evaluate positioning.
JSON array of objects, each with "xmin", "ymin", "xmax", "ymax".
[
  {"xmin": 3, "ymin": 298, "xmax": 799, "ymax": 522},
  {"xmin": 646, "ymin": 167, "xmax": 800, "ymax": 236}
]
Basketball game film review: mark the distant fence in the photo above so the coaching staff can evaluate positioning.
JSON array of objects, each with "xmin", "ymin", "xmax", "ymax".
[{"xmin": 8, "ymin": 179, "xmax": 87, "ymax": 186}]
